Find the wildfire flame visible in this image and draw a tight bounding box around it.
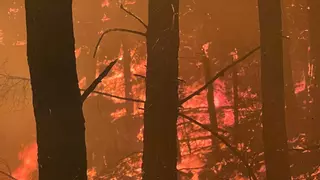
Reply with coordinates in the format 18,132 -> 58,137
87,167 -> 97,180
13,143 -> 38,180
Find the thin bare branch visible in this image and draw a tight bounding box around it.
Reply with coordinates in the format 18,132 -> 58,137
120,4 -> 148,29
178,113 -> 229,133
3,75 -> 29,81
81,60 -> 118,102
133,74 -> 186,84
133,74 -> 146,79
0,158 -> 12,175
0,74 -> 145,103
0,171 -> 17,180
179,113 -> 257,180
180,46 -> 261,105
87,90 -> 145,103
93,28 -> 146,58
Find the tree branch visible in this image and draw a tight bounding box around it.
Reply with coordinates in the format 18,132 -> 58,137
178,113 -> 229,133
86,90 -> 145,103
133,74 -> 185,83
0,171 -> 17,180
179,113 -> 257,180
180,46 -> 261,105
93,28 -> 146,58
81,60 -> 118,102
120,4 -> 148,29
133,74 -> 146,79
0,74 -> 145,103
0,158 -> 12,175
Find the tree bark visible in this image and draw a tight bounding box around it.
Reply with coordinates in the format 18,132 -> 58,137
257,0 -> 291,179
25,1 -> 87,179
142,0 -> 180,179
308,0 -> 320,143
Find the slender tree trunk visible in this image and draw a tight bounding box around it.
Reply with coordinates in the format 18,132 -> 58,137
308,0 -> 320,143
201,52 -> 218,133
122,39 -> 134,116
142,0 -> 180,179
198,51 -> 218,180
257,0 -> 291,179
232,54 -> 239,143
25,1 -> 87,180
282,1 -> 299,138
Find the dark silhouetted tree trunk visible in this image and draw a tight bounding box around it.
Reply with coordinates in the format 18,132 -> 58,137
257,0 -> 291,179
308,0 -> 320,143
202,53 -> 218,134
198,51 -> 218,180
142,0 -> 180,179
25,1 -> 87,179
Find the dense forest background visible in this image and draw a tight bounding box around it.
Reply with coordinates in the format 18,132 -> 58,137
0,0 -> 319,179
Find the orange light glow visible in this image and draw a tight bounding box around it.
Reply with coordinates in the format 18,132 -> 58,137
110,108 -> 127,121
87,167 -> 97,180
101,0 -> 110,7
75,47 -> 82,59
13,142 -> 38,180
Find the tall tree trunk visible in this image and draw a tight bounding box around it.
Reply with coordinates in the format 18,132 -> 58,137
122,39 -> 134,116
25,1 -> 87,180
282,1 -> 299,138
308,0 -> 320,143
202,54 -> 218,134
232,53 -> 239,143
257,0 -> 291,179
198,51 -> 218,180
142,0 -> 180,179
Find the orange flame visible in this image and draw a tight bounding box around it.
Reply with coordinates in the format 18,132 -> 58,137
75,47 -> 82,59
13,142 -> 38,180
111,108 -> 127,121
101,0 -> 110,7
87,167 -> 97,180
202,42 -> 211,58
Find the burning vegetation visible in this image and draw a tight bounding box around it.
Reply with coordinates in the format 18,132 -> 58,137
0,0 -> 320,180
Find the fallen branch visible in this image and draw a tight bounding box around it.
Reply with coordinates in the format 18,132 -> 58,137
93,28 -> 146,58
180,46 -> 261,105
120,4 -> 148,29
179,113 -> 257,180
81,60 -> 118,102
